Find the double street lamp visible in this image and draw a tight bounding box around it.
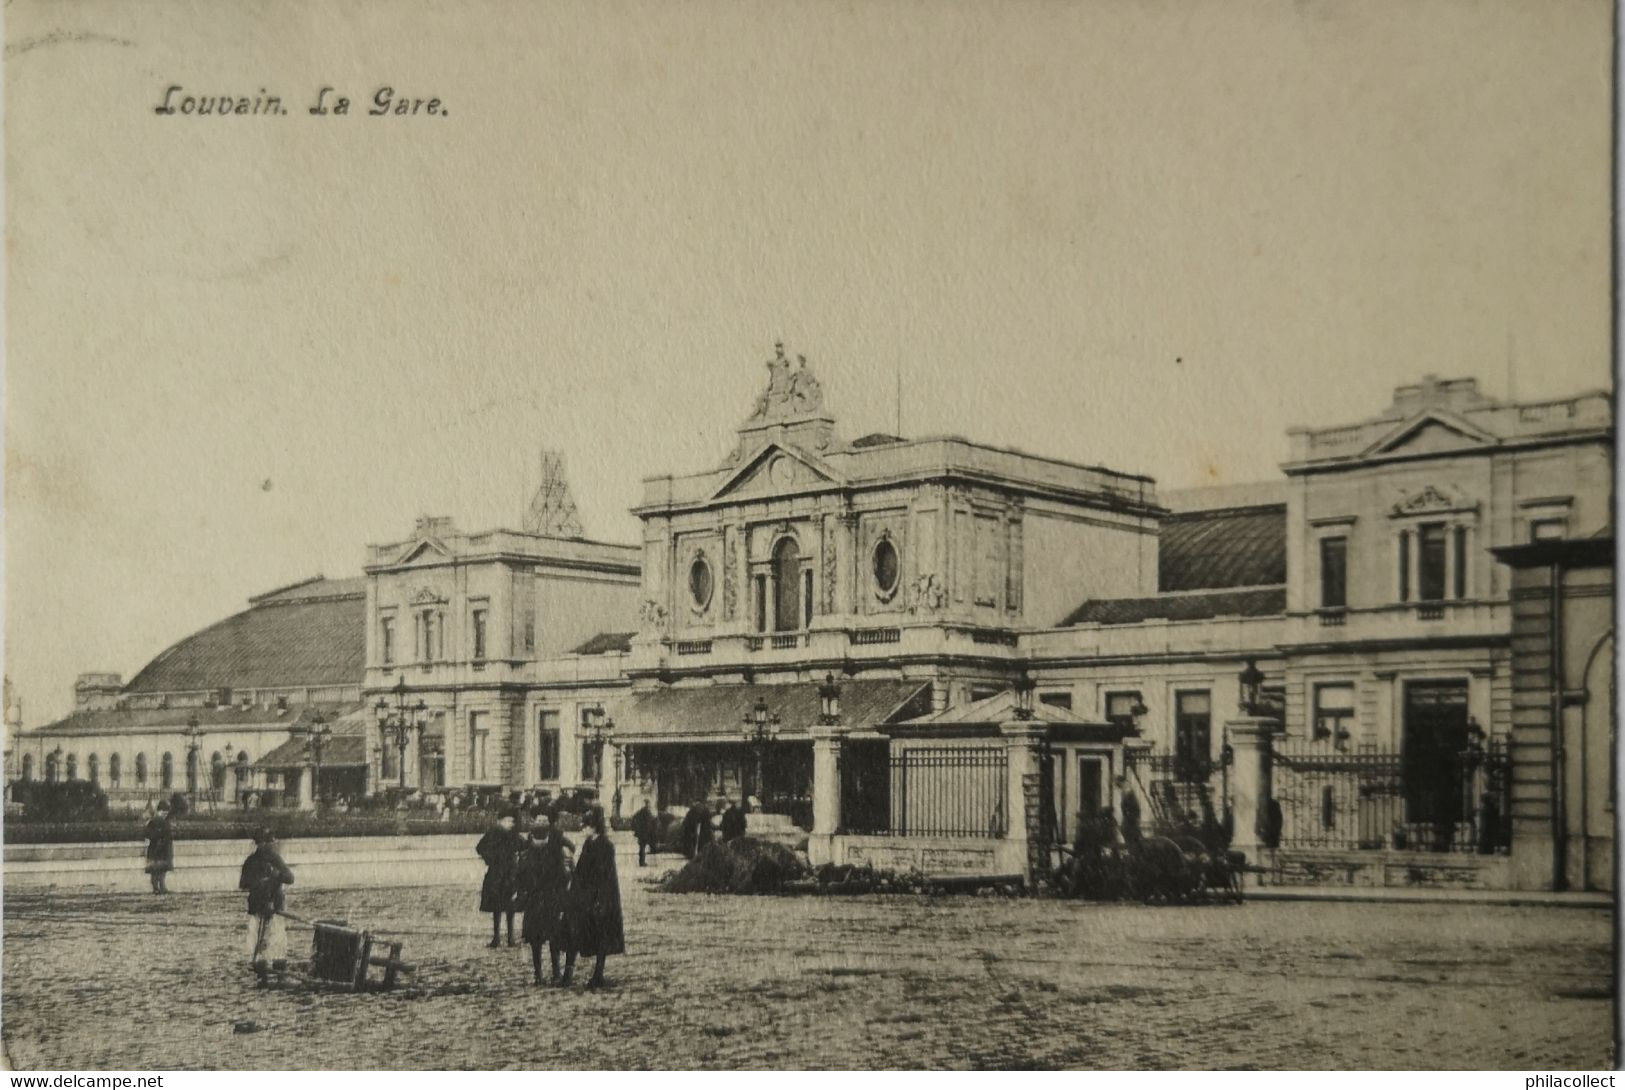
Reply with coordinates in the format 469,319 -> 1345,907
742,697 -> 782,803
374,676 -> 427,790
292,711 -> 333,810
582,705 -> 618,802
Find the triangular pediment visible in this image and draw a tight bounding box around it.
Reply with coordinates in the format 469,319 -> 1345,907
1362,411 -> 1497,459
710,443 -> 845,501
394,537 -> 452,566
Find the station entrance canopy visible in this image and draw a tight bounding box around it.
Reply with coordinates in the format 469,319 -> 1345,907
615,679 -> 932,744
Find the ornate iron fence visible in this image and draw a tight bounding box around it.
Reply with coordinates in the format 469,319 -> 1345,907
840,745 -> 1007,838
1123,749 -> 1231,838
1270,739 -> 1510,853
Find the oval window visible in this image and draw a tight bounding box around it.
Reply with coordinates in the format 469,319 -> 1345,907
872,537 -> 900,597
688,556 -> 714,610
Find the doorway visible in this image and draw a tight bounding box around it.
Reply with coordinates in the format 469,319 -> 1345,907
1402,680 -> 1470,848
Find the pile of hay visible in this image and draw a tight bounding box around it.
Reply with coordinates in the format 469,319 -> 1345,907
658,837 -> 809,895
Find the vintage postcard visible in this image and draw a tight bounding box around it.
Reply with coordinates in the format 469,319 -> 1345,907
2,0 -> 1616,1073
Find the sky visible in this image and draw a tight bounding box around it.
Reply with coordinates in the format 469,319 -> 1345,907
3,0 -> 1614,725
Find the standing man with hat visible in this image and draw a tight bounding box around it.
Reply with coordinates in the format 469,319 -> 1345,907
238,827 -> 295,986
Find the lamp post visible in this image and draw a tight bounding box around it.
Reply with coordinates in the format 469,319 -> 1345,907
229,745 -> 250,805
817,673 -> 842,727
184,715 -> 203,808
1238,658 -> 1266,717
742,697 -> 781,804
374,676 -> 427,791
582,705 -> 617,806
293,711 -> 333,812
1013,671 -> 1037,721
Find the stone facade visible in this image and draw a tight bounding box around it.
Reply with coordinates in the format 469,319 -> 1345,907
361,516 -> 640,793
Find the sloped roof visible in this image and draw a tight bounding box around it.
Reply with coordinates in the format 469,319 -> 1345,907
124,578 -> 365,694
572,631 -> 635,655
1063,587 -> 1286,627
1158,505 -> 1286,592
616,679 -> 932,741
895,689 -> 1101,727
255,734 -> 369,769
34,701 -> 361,737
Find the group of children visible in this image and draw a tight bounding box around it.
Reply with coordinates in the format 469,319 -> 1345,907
144,798 -> 627,991
476,804 -> 625,989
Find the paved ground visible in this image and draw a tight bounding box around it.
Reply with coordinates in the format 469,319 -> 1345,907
3,866 -> 1615,1070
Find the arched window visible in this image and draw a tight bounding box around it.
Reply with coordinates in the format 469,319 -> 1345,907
21,754 -> 33,782
772,536 -> 801,632
109,753 -> 122,787
160,752 -> 174,790
211,751 -> 227,793
88,754 -> 100,784
45,752 -> 60,783
65,754 -> 78,781
135,753 -> 148,787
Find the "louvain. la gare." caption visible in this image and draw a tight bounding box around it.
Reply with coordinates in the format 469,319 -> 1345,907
153,86 -> 448,118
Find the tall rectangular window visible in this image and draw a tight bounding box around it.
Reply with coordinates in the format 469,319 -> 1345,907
469,711 -> 488,781
1319,536 -> 1348,610
802,570 -> 814,629
1174,691 -> 1211,782
1313,683 -> 1356,747
1452,526 -> 1468,598
1397,531 -> 1410,601
754,575 -> 768,633
537,710 -> 560,780
1104,691 -> 1142,729
380,616 -> 395,666
420,610 -> 439,661
471,608 -> 488,662
1418,523 -> 1447,601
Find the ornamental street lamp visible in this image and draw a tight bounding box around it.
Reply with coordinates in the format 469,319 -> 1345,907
582,705 -> 617,802
374,676 -> 427,790
742,697 -> 781,804
1013,671 -> 1037,721
184,715 -> 203,807
816,673 -> 842,727
293,711 -> 333,811
1238,659 -> 1266,717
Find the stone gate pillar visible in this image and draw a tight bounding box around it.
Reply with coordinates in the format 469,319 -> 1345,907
808,724 -> 844,866
1226,716 -> 1276,857
999,721 -> 1047,885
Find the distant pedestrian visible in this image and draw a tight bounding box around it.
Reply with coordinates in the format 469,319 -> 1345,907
476,808 -> 524,947
720,798 -> 746,843
680,799 -> 713,860
630,800 -> 658,867
143,800 -> 174,894
561,806 -> 623,989
1116,777 -> 1142,849
515,814 -> 574,986
238,827 -> 295,986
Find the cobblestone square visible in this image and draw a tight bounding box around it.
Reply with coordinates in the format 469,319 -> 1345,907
3,870 -> 1614,1070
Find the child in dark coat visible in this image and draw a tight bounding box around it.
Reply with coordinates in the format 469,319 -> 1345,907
143,801 -> 174,894
561,806 -> 624,989
514,815 -> 574,985
476,809 -> 524,947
